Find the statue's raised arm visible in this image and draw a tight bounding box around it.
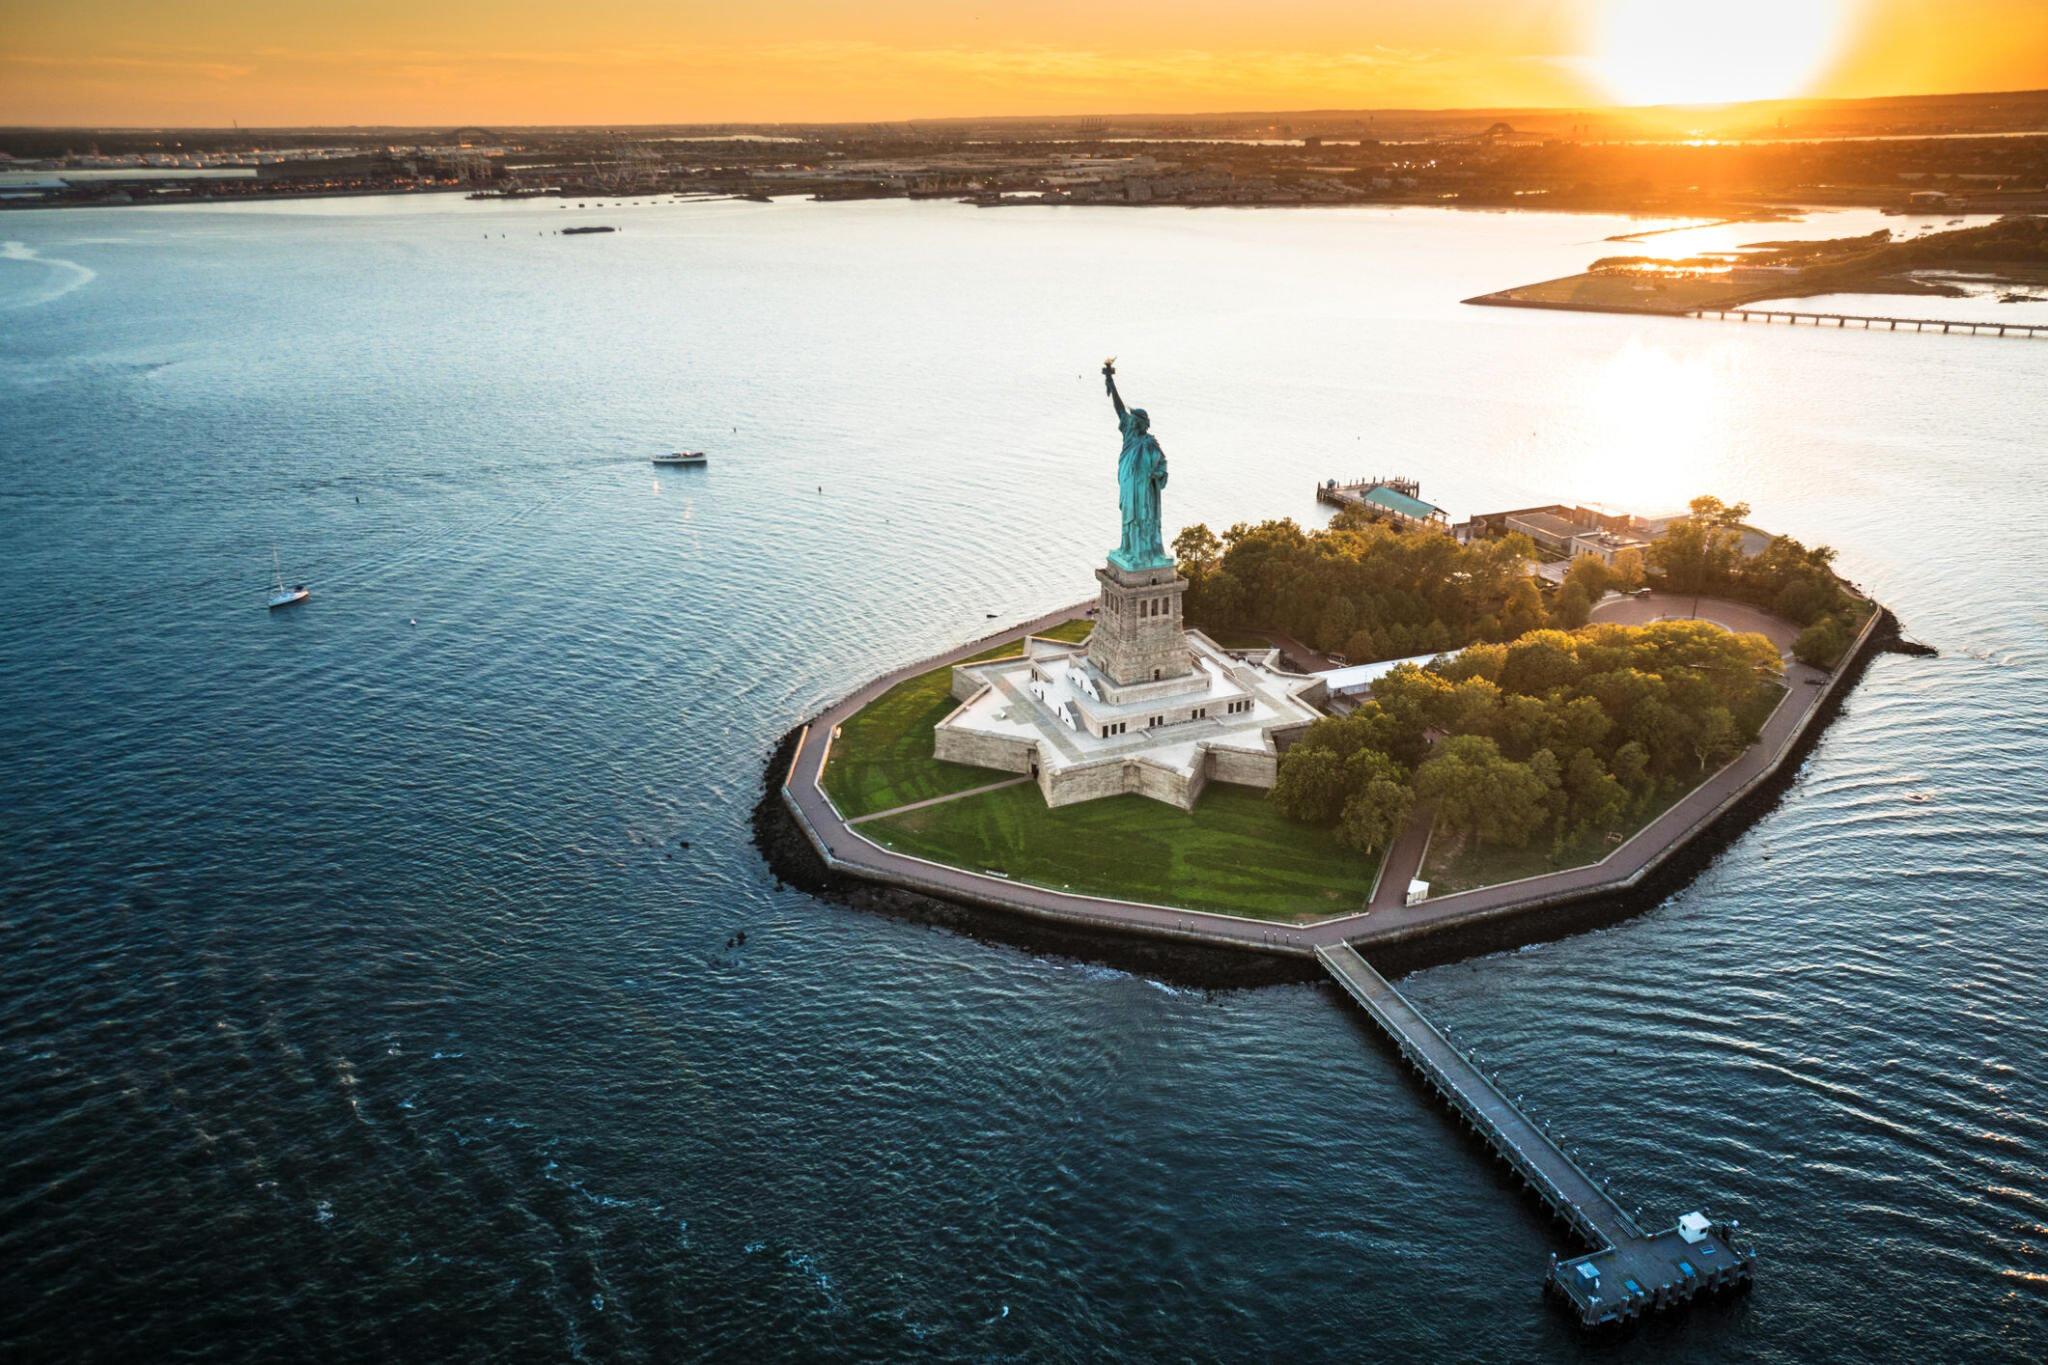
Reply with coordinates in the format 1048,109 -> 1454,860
1103,358 -> 1128,423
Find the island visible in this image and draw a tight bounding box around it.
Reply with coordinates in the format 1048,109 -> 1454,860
762,436 -> 1904,957
1466,213 -> 2048,332
754,363 -> 1926,1330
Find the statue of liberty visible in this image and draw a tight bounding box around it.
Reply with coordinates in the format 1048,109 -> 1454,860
1102,360 -> 1173,571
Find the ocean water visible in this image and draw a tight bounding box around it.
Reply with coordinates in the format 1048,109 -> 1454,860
2,195 -> 2044,1362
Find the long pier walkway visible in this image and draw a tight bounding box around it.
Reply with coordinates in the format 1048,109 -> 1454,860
1688,306 -> 2047,338
1316,943 -> 1758,1326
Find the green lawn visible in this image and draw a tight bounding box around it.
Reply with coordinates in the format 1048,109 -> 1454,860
1205,630 -> 1278,651
1037,618 -> 1095,644
821,618 -> 1091,819
862,782 -> 1382,922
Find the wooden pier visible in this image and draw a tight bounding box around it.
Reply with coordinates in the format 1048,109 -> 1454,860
1317,944 -> 1758,1327
1314,476 -> 1451,531
1688,307 -> 2047,338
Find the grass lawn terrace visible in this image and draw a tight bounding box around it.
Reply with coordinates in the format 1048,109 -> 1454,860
862,782 -> 1382,923
820,618 -> 1092,820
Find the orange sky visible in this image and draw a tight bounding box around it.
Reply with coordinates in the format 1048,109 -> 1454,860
2,0 -> 2044,126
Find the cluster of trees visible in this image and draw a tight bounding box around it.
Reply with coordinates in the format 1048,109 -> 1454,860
1173,511 -> 1542,663
1750,217 -> 2048,292
1272,620 -> 1784,856
1591,220 -> 2048,294
1646,495 -> 1864,666
1550,550 -> 1643,629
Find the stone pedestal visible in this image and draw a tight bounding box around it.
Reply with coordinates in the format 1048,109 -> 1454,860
1087,561 -> 1195,690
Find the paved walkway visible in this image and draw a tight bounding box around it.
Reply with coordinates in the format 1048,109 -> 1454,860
1368,803 -> 1435,911
1262,629 -> 1341,673
780,598 -> 1873,957
1589,592 -> 1801,654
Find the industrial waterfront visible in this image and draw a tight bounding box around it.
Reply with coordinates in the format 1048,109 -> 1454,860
3,194 -> 2044,1361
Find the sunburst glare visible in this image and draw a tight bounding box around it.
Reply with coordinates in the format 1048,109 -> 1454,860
1593,0 -> 1852,106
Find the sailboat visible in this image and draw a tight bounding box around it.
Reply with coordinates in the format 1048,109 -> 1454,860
267,548 -> 310,610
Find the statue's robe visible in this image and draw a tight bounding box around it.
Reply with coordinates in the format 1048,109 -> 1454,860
1116,411 -> 1169,567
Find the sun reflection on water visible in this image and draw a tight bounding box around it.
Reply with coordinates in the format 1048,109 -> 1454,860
1562,341 -> 1732,514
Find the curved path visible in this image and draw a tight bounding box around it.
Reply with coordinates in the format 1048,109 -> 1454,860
780,596 -> 1875,958
1589,591 -> 1801,653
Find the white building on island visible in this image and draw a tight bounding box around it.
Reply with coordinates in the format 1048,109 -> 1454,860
932,558 -> 1327,810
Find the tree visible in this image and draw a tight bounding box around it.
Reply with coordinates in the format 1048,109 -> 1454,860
1552,580 -> 1594,629
1610,547 -> 1647,592
1493,693 -> 1555,761
1794,615 -> 1851,669
1552,696 -> 1614,755
1443,676 -> 1503,737
1173,523 -> 1222,582
1370,663 -> 1453,738
1692,706 -> 1740,772
1181,513 -> 1539,665
1500,631 -> 1583,696
1529,747 -> 1566,831
1610,740 -> 1651,795
1648,496 -> 1749,594
1437,642 -> 1506,684
1336,699 -> 1430,769
1627,696 -> 1692,775
1499,577 -> 1545,639
1566,554 -> 1612,594
1198,568 -> 1248,627
1564,747 -> 1627,834
1773,576 -> 1836,627
1337,751 -> 1413,855
1316,596 -> 1358,653
1413,734 -> 1551,848
1271,746 -> 1348,825
1689,495 -> 1752,528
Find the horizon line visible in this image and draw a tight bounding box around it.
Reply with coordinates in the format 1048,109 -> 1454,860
5,85 -> 2045,135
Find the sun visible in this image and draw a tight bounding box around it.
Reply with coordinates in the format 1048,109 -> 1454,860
1592,0 -> 1850,106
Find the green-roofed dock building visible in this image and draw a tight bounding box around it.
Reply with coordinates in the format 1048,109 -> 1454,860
1316,475 -> 1451,531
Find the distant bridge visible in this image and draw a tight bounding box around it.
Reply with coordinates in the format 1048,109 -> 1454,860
1689,307 -> 2046,339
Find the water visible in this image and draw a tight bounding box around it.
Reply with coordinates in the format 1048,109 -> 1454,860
3,196 -> 2044,1362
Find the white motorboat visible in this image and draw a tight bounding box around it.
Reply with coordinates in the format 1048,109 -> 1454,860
651,450 -> 708,466
267,547 -> 309,609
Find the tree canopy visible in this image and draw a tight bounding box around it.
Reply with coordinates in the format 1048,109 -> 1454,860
1175,512 -> 1536,662
1644,494 -> 1864,667
1271,619 -> 1784,854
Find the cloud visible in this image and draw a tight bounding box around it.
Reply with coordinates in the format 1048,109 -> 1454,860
3,53 -> 255,81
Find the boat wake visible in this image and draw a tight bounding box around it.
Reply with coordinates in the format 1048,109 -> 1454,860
0,240 -> 97,309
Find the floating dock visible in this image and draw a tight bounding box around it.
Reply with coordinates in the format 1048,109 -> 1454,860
1317,944 -> 1757,1327
1688,307 -> 2046,338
